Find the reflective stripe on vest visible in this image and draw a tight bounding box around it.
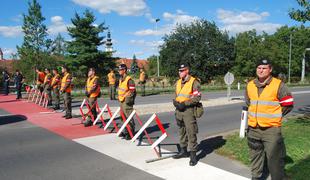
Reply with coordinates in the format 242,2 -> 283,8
250,100 -> 280,106
51,74 -> 61,89
175,76 -> 195,103
61,73 -> 71,93
118,76 -> 131,102
139,72 -> 145,82
108,73 -> 116,85
248,112 -> 282,118
86,76 -> 100,98
44,73 -> 52,84
247,77 -> 282,127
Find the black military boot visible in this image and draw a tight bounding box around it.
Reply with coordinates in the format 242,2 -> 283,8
189,151 -> 198,166
124,133 -> 131,140
84,119 -> 92,127
173,147 -> 189,159
53,105 -> 60,110
65,114 -> 72,119
118,132 -> 126,138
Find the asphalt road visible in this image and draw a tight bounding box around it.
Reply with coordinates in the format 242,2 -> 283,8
0,109 -> 161,180
70,86 -> 310,109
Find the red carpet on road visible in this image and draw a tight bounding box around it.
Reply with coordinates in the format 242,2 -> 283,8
0,95 -> 108,139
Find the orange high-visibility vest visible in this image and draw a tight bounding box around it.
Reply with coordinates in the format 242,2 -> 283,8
108,72 -> 116,85
247,78 -> 282,127
51,74 -> 61,89
86,76 -> 100,98
175,76 -> 195,103
118,76 -> 131,102
37,72 -> 45,85
61,73 -> 72,93
139,71 -> 146,82
44,73 -> 52,85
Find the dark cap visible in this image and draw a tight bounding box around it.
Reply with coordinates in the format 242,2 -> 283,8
61,65 -> 70,71
118,64 -> 127,70
256,59 -> 272,67
178,63 -> 190,71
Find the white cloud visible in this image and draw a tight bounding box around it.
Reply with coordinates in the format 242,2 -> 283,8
134,29 -> 162,36
129,39 -> 164,48
223,23 -> 282,34
217,9 -> 281,34
2,48 -> 16,56
163,11 -> 199,25
145,12 -> 156,23
51,16 -> 63,24
114,51 -> 123,56
48,16 -> 70,35
11,14 -> 23,23
0,26 -> 22,37
134,10 -> 199,36
72,0 -> 147,16
134,51 -> 144,56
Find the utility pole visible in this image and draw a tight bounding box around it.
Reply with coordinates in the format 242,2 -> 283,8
155,18 -> 160,77
301,48 -> 310,83
288,34 -> 292,84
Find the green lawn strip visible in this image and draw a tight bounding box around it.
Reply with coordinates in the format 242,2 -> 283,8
215,117 -> 310,179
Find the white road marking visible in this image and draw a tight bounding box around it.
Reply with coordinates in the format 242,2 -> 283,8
292,90 -> 310,95
74,134 -> 249,180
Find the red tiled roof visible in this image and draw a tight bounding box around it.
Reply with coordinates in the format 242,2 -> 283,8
116,58 -> 149,70
0,59 -> 15,73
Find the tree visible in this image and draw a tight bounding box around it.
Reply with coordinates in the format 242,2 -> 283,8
159,19 -> 235,83
66,9 -> 113,76
130,54 -> 138,74
289,0 -> 310,23
51,33 -> 66,56
16,0 -> 55,83
232,30 -> 266,77
232,26 -> 310,79
147,55 -> 157,76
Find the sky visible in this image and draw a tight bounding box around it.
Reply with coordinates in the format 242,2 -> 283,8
0,0 -> 308,60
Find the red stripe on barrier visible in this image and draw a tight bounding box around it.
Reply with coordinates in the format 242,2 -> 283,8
135,113 -> 160,157
120,109 -> 134,138
155,115 -> 166,134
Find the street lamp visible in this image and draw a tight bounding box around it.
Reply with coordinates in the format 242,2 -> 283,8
155,18 -> 160,77
301,48 -> 310,83
288,34 -> 292,84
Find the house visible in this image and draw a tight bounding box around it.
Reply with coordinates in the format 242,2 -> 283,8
116,58 -> 149,70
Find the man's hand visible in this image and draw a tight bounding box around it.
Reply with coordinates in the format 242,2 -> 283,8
173,99 -> 186,111
177,102 -> 186,111
173,99 -> 178,107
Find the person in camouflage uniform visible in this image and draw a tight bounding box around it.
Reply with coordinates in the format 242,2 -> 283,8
84,68 -> 101,127
43,68 -> 53,106
51,68 -> 61,110
60,66 -> 72,119
117,64 -> 136,140
245,59 -> 294,180
172,63 -> 201,166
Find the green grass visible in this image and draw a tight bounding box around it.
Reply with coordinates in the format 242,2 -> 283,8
215,117 -> 310,180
